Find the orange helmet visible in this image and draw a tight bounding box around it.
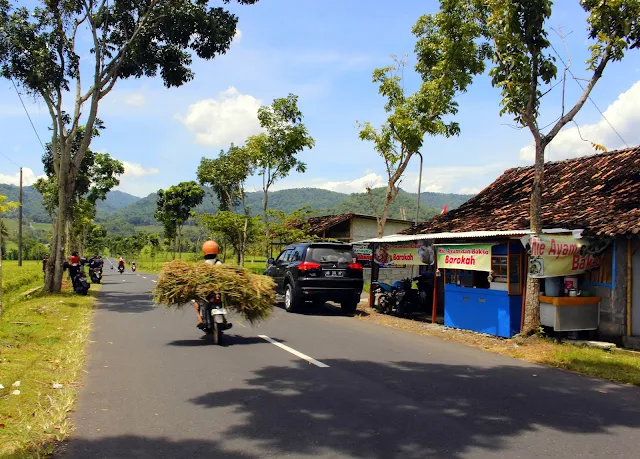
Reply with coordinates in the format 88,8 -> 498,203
202,240 -> 219,256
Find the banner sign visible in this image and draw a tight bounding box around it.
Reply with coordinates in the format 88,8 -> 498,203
373,241 -> 435,266
526,235 -> 603,278
353,244 -> 372,261
436,244 -> 492,272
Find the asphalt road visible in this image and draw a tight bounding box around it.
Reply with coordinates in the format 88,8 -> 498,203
59,264 -> 640,458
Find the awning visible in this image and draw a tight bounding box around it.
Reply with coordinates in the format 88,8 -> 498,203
354,228 -> 583,244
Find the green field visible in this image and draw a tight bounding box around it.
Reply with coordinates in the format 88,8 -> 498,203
0,260 -> 99,457
2,260 -> 43,297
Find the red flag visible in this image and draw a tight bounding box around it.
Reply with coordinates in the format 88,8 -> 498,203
441,205 -> 447,215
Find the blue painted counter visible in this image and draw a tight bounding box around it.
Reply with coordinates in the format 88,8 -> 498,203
444,285 -> 522,338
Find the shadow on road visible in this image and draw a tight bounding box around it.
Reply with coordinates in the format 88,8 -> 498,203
167,335 -> 267,347
97,291 -> 156,313
55,436 -> 253,458
187,359 -> 640,458
275,301 -> 369,317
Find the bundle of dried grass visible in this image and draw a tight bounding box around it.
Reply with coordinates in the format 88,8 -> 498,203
153,260 -> 276,324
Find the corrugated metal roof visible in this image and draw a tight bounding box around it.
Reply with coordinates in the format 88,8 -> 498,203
353,228 -> 582,244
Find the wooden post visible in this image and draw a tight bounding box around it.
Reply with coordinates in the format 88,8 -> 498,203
431,256 -> 438,324
627,238 -> 632,337
521,253 -> 528,331
18,167 -> 23,266
369,243 -> 377,309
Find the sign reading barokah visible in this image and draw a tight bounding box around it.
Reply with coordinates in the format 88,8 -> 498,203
436,244 -> 492,272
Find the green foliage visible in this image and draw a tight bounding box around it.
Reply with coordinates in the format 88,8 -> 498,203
268,207 -> 317,245
155,181 -> 205,229
198,144 -> 254,211
248,94 -> 315,198
198,212 -> 262,259
155,181 -> 205,256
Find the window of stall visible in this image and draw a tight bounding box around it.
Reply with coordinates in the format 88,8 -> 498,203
490,241 -> 523,295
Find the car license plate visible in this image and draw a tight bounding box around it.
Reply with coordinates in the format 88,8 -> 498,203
325,270 -> 344,278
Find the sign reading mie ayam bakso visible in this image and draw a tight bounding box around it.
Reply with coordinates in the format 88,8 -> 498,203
436,244 -> 492,272
527,234 -> 603,278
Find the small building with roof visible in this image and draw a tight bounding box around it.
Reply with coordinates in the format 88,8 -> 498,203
361,147 -> 640,345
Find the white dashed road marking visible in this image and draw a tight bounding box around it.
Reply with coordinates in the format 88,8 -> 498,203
258,335 -> 329,368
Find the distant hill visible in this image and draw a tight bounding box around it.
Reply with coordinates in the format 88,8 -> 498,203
96,190 -> 141,215
2,183 -> 473,236
0,184 -> 49,223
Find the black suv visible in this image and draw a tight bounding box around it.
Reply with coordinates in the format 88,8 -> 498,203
265,242 -> 364,315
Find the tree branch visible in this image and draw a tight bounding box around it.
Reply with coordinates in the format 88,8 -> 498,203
545,46 -> 611,141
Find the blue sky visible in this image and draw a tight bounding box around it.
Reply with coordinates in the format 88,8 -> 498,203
1,0 -> 639,198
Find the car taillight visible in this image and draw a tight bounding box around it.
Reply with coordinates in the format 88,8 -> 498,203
298,262 -> 320,271
348,263 -> 363,270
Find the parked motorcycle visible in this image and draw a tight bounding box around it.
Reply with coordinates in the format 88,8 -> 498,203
194,293 -> 232,345
395,275 -> 434,318
73,271 -> 90,295
372,281 -> 398,314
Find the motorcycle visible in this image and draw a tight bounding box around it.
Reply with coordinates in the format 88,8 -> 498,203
372,281 -> 398,314
131,263 -> 137,272
118,264 -> 125,274
194,293 -> 232,345
89,267 -> 102,284
73,271 -> 91,295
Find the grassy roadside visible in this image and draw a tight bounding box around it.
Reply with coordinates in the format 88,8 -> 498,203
0,265 -> 100,458
355,304 -> 640,386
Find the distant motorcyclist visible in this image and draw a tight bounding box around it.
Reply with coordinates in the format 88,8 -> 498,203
195,240 -> 223,329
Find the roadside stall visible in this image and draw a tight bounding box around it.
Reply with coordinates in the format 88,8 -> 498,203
436,240 -> 524,338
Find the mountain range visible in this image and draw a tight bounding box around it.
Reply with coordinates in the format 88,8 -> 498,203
0,184 -> 472,235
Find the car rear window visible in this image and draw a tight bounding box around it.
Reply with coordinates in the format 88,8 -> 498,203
307,246 -> 354,263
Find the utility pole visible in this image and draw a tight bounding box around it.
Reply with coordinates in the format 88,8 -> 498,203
18,167 -> 23,267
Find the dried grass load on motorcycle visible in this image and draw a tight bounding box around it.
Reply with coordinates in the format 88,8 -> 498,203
152,260 -> 276,324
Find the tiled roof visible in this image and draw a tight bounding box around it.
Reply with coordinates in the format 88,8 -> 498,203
404,147 -> 640,237
305,213 -> 355,234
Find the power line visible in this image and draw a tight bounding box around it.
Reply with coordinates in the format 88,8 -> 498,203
10,77 -> 48,154
548,42 -> 629,148
0,151 -> 21,168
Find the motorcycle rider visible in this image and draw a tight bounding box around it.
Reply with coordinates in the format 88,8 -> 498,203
118,257 -> 125,272
194,240 -> 224,329
68,251 -> 81,289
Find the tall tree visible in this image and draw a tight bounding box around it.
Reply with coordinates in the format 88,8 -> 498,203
246,94 -> 315,255
155,181 -> 205,259
0,0 -> 258,292
420,0 -> 640,334
359,46 -> 486,237
34,126 -> 124,254
0,194 -> 20,316
197,143 -> 255,265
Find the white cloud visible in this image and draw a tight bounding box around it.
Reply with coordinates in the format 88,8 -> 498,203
121,161 -> 160,178
520,81 -> 640,162
175,87 -> 263,146
459,187 -> 481,195
0,167 -> 46,186
234,28 -> 242,43
404,164 -> 508,195
124,92 -> 146,107
317,172 -> 384,194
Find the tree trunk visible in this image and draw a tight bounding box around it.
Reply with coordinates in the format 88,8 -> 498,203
522,139 -> 546,335
177,226 -> 182,259
45,168 -> 74,292
263,189 -> 270,259
376,184 -> 395,238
